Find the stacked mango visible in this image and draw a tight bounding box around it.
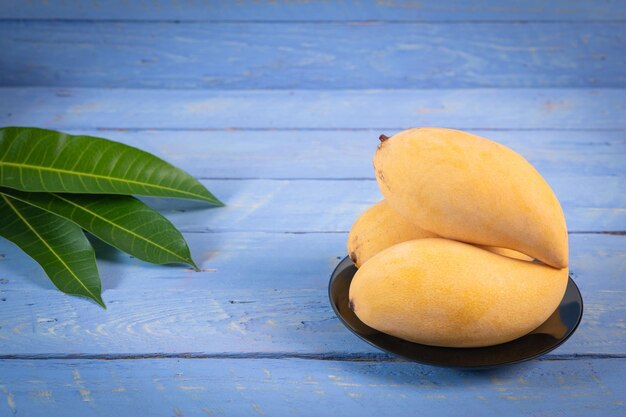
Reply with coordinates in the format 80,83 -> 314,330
347,128 -> 569,348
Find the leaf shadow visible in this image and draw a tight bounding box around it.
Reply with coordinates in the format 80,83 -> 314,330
87,232 -> 203,291
86,233 -> 130,290
89,196 -> 228,291
0,239 -> 56,290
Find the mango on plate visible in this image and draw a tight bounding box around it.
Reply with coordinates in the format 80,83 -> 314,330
349,238 -> 568,347
348,200 -> 533,267
347,200 -> 437,267
374,128 -> 568,268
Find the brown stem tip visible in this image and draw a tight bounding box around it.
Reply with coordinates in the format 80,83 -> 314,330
379,134 -> 390,143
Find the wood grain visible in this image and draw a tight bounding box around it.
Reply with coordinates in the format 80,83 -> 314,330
0,234 -> 623,356
0,231 -> 352,291
60,129 -> 626,179
1,1 -> 625,414
2,0 -> 625,21
0,233 -> 623,292
0,179 -> 615,234
0,358 -> 624,417
2,88 -> 625,130
2,22 -> 625,88
157,177 -> 625,233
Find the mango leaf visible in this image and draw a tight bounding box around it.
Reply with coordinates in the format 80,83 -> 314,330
0,194 -> 104,307
0,127 -> 222,205
0,187 -> 198,269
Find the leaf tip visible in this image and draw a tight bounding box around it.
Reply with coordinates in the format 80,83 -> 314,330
205,196 -> 225,206
94,295 -> 107,309
189,259 -> 201,272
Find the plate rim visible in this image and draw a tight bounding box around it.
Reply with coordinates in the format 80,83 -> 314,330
328,256 -> 584,369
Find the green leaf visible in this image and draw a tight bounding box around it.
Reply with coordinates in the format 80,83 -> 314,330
0,127 -> 222,205
0,187 -> 198,269
0,194 -> 104,307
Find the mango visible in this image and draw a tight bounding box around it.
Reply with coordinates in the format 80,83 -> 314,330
478,246 -> 533,261
347,200 -> 437,267
349,238 -> 568,347
348,200 -> 532,267
374,128 -> 568,268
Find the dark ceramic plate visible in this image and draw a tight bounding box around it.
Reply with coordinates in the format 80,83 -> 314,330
329,256 -> 583,369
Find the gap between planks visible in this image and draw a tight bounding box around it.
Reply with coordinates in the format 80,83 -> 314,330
0,352 -> 624,361
49,127 -> 626,132
156,230 -> 626,235
3,19 -> 626,24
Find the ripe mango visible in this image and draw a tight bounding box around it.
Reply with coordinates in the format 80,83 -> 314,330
477,246 -> 533,262
348,200 -> 532,267
374,128 -> 568,268
347,200 -> 437,267
349,238 -> 568,347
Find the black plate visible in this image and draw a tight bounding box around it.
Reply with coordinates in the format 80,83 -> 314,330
329,256 -> 583,369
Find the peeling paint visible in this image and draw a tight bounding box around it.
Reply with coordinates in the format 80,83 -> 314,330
251,403 -> 265,415
0,386 -> 16,416
178,386 -> 206,391
228,321 -> 247,335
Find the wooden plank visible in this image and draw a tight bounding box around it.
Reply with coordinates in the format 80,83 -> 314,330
2,0 -> 625,21
0,178 -> 613,233
0,175 -> 622,232
149,178 -> 626,232
0,233 -> 621,291
63,129 -> 626,179
0,287 -> 622,357
0,358 -> 624,417
2,88 -> 624,130
0,234 -> 623,356
2,22 -> 625,89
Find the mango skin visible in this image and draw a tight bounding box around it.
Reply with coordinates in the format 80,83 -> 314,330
349,238 -> 568,348
347,200 -> 437,267
374,128 -> 568,268
348,200 -> 532,267
478,245 -> 533,262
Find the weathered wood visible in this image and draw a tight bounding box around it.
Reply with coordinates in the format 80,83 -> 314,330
0,0 -> 624,413
0,358 -> 624,417
0,234 -> 623,356
0,233 -> 622,291
2,0 -> 625,21
0,178 -> 615,233
159,177 -> 626,232
0,287 -> 622,357
2,22 -> 625,88
2,88 -> 624,130
59,129 -> 626,179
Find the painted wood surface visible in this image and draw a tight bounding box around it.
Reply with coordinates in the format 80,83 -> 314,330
0,233 -> 623,356
0,233 -> 622,292
1,358 -> 625,417
0,177 -> 621,234
141,178 -> 625,232
56,129 -> 626,179
2,22 -> 625,88
2,0 -> 625,21
1,0 -> 625,414
2,88 -> 625,130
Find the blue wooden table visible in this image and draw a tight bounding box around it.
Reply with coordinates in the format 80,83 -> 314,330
1,1 -> 625,416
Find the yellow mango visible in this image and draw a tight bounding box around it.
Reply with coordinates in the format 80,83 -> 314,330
374,128 -> 568,268
349,238 -> 568,348
477,245 -> 533,261
348,200 -> 532,267
347,200 -> 437,267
